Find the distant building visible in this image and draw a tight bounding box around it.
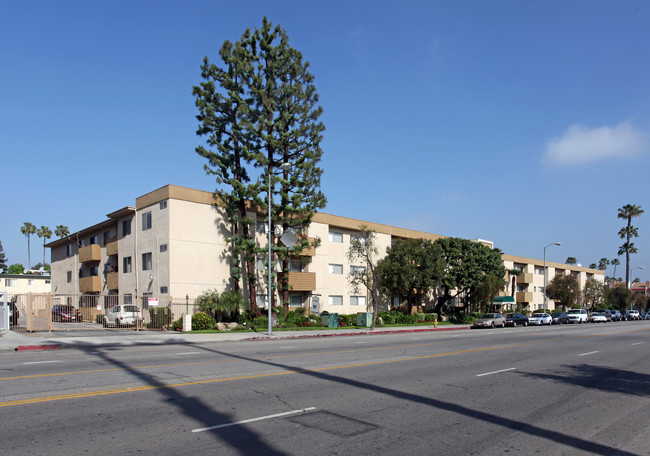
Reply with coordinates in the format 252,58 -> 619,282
0,272 -> 51,297
46,184 -> 604,314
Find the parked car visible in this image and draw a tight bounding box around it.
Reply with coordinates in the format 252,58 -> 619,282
610,310 -> 622,322
529,312 -> 552,326
595,309 -> 613,321
52,305 -> 83,323
590,312 -> 607,323
643,312 -> 650,320
505,313 -> 528,327
620,311 -> 630,321
550,312 -> 569,324
472,313 -> 506,329
628,309 -> 640,320
103,305 -> 143,328
567,308 -> 588,324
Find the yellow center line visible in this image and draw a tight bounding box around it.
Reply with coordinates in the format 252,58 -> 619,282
2,327 -> 647,408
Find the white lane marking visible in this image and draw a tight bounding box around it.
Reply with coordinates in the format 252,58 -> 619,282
631,342 -> 644,346
476,368 -> 516,377
579,351 -> 599,356
192,407 -> 317,433
354,341 -> 368,344
410,338 -> 422,340
278,346 -> 296,349
176,352 -> 201,355
23,360 -> 61,365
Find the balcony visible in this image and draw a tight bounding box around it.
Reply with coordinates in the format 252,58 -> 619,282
516,291 -> 534,303
516,273 -> 533,284
295,236 -> 316,256
79,244 -> 101,263
79,276 -> 102,293
106,272 -> 119,291
288,272 -> 316,291
106,237 -> 118,256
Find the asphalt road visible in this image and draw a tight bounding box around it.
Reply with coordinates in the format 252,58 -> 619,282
1,321 -> 650,455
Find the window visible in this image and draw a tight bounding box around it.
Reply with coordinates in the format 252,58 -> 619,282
514,263 -> 525,272
142,252 -> 152,271
535,266 -> 544,275
123,256 -> 132,273
538,286 -> 545,294
142,212 -> 152,231
66,271 -> 72,283
160,244 -> 168,253
289,260 -> 303,272
329,231 -> 343,243
159,200 -> 167,210
28,279 -> 33,286
66,244 -> 72,257
89,265 -> 98,276
257,257 -> 266,271
289,294 -> 302,307
122,219 -> 131,236
350,265 -> 366,275
4,279 -> 17,287
329,264 -> 343,274
350,234 -> 366,245
329,295 -> 343,306
103,231 -> 111,245
124,294 -> 133,305
45,280 -> 51,284
256,221 -> 267,234
256,294 -> 269,309
287,226 -> 302,235
350,296 -> 366,306
160,286 -> 168,294
89,235 -> 98,245
516,285 -> 526,293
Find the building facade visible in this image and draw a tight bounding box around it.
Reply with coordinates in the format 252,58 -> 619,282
47,185 -> 604,315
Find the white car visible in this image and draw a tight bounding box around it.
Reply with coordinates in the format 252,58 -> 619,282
528,312 -> 552,325
628,309 -> 640,320
590,312 -> 607,323
567,308 -> 589,324
103,305 -> 143,328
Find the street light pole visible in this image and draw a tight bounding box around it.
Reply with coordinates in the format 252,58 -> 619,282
629,266 -> 644,289
268,162 -> 291,335
543,242 -> 561,310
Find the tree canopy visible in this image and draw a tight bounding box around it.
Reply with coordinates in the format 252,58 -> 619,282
347,225 -> 382,330
617,204 -> 643,287
545,274 -> 580,309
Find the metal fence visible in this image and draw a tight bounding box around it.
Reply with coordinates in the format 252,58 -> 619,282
5,293 -> 200,333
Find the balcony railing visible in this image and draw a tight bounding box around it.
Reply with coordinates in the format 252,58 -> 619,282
516,291 -> 534,303
516,273 -> 533,284
79,276 -> 102,293
79,244 -> 101,263
106,272 -> 119,291
106,238 -> 118,256
288,272 -> 316,291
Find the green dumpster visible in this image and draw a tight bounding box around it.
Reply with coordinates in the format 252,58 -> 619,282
320,311 -> 338,328
356,312 -> 373,327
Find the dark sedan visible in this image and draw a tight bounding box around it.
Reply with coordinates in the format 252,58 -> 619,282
52,305 -> 83,323
505,313 -> 528,327
551,312 -> 569,324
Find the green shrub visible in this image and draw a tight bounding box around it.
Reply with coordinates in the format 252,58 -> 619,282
415,312 -> 426,322
252,315 -> 269,329
191,312 -> 216,331
447,312 -> 478,324
396,314 -> 418,324
273,306 -> 287,322
377,311 -> 396,324
424,313 -> 438,322
95,314 -> 104,324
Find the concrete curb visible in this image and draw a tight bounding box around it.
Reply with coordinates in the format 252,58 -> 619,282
245,326 -> 470,341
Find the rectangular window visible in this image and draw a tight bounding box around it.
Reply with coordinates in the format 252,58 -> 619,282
350,265 -> 366,275
159,200 -> 168,210
516,285 -> 526,293
289,260 -> 303,272
142,212 -> 152,231
123,256 -> 132,273
103,231 -> 110,245
329,231 -> 343,243
256,221 -> 267,234
256,294 -> 269,309
142,252 -> 152,271
535,266 -> 544,275
122,219 -> 132,236
5,279 -> 17,287
328,295 -> 343,306
66,271 -> 72,283
287,226 -> 302,235
257,257 -> 266,271
66,244 -> 72,257
89,265 -> 98,276
350,296 -> 366,306
539,286 -> 545,294
160,286 -> 168,294
289,294 -> 302,307
160,244 -> 168,253
124,294 -> 133,305
28,279 -> 33,286
329,264 -> 343,275
350,234 -> 366,245
89,235 -> 98,245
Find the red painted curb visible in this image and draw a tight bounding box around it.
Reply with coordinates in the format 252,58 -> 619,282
15,344 -> 62,351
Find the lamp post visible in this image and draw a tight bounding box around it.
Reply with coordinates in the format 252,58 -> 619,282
629,266 -> 644,289
268,162 -> 291,335
543,242 -> 561,310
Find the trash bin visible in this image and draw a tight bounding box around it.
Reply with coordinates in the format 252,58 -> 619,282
356,312 -> 373,327
320,311 -> 339,328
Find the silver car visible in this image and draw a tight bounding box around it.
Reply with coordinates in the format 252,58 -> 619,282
529,312 -> 552,325
472,313 -> 506,329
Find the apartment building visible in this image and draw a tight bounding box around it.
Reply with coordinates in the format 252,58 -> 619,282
47,184 -> 604,315
0,272 -> 52,297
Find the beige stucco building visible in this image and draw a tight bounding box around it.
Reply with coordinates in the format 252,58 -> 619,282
46,184 -> 604,315
1,273 -> 52,297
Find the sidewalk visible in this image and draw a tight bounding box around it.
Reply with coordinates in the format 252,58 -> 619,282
0,324 -> 470,351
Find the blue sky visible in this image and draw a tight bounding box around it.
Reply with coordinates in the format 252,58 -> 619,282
2,0 -> 649,281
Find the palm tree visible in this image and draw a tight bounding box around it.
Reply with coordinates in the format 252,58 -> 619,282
617,204 -> 644,287
55,225 -> 70,238
37,226 -> 53,268
20,222 -> 36,270
611,258 -> 620,282
507,268 -> 521,297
